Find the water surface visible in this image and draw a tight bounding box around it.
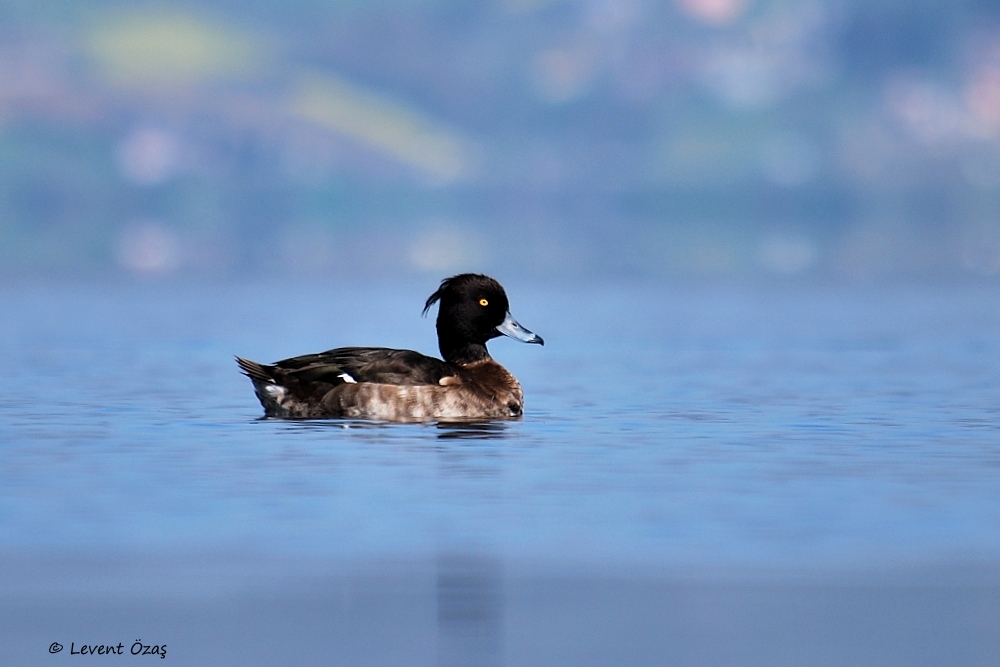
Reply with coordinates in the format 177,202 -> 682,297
3,280 -> 999,665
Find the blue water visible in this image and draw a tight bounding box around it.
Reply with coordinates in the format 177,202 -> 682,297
3,280 -> 1000,665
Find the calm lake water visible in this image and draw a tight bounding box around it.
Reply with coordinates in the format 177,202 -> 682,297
3,279 -> 1000,666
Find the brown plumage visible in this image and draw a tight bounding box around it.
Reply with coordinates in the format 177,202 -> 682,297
236,274 -> 543,421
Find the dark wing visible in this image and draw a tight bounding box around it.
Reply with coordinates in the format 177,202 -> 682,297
272,347 -> 456,386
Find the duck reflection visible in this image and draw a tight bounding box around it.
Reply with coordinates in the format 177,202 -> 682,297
435,421 -> 510,440
436,554 -> 504,667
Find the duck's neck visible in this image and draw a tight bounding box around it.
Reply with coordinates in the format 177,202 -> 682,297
438,334 -> 491,366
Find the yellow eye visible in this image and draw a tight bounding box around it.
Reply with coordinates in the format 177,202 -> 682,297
479,298 -> 489,306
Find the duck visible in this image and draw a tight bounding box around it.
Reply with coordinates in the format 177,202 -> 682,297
235,274 -> 544,421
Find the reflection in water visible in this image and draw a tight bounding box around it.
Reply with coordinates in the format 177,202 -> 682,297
434,423 -> 508,478
271,418 -> 396,431
436,422 -> 510,440
259,418 -> 511,440
436,554 -> 503,667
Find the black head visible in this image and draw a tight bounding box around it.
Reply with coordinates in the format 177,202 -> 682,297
423,274 -> 543,364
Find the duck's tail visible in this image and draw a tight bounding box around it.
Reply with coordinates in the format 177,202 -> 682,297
235,356 -> 276,383
236,356 -> 289,416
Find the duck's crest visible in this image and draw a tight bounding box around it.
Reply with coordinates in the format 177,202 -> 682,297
422,273 -> 496,316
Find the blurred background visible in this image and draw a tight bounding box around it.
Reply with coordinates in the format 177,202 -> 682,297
4,0 -> 1000,283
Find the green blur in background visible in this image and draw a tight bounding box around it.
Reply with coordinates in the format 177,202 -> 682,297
2,0 -> 1000,281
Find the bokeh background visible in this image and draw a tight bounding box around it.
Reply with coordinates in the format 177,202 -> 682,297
4,0 -> 1000,283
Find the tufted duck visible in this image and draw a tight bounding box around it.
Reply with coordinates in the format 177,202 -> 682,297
236,274 -> 543,421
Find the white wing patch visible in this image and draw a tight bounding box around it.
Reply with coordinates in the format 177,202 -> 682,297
339,373 -> 357,384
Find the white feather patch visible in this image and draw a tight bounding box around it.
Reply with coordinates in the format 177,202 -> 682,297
264,384 -> 286,399
339,373 -> 357,384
